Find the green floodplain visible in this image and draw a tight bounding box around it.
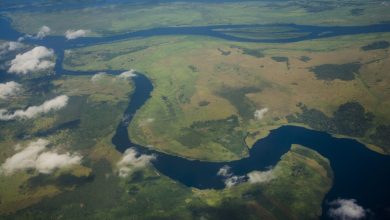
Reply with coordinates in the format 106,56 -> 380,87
0,0 -> 390,219
63,33 -> 390,160
6,0 -> 390,36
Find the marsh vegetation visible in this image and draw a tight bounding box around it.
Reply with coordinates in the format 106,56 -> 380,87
309,63 -> 361,81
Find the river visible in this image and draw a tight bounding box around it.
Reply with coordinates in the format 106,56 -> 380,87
1,16 -> 390,219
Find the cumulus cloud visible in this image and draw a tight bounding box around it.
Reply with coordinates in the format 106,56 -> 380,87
224,175 -> 246,188
328,199 -> 367,220
4,42 -> 24,51
247,169 -> 275,184
254,108 -> 269,120
117,148 -> 155,177
217,165 -> 231,177
217,166 -> 277,188
91,72 -> 107,83
217,165 -> 246,188
35,152 -> 82,174
65,29 -> 91,40
0,139 -> 82,175
0,95 -> 68,120
1,139 -> 47,175
0,41 -> 24,57
8,46 -> 55,74
36,26 -> 51,39
117,69 -> 137,80
0,81 -> 22,99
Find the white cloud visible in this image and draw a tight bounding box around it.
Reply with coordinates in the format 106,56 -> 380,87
0,139 -> 82,175
0,81 -> 22,99
217,166 -> 276,188
117,148 -> 155,177
328,199 -> 367,220
247,169 -> 275,184
217,165 -> 245,188
91,72 -> 107,83
65,29 -> 91,40
0,95 -> 68,120
254,108 -> 268,120
217,165 -> 231,177
0,139 -> 47,175
118,166 -> 132,178
7,42 -> 24,51
35,152 -> 82,174
8,46 -> 55,74
117,69 -> 137,80
36,26 -> 51,39
0,41 -> 24,57
224,175 -> 246,188
64,50 -> 72,56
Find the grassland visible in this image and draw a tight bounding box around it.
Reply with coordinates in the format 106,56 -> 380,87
0,43 -> 335,218
3,1 -> 389,218
0,74 -> 133,213
4,0 -> 390,36
0,58 -> 332,218
62,32 -> 390,159
6,145 -> 332,219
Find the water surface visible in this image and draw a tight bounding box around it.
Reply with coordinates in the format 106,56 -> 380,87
0,16 -> 389,219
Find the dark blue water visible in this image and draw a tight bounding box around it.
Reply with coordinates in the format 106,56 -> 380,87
1,16 -> 390,219
2,15 -> 390,48
110,73 -> 390,220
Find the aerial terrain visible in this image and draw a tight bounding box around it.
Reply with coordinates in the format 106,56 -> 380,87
0,0 -> 389,219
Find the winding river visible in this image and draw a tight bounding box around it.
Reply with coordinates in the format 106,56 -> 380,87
1,16 -> 390,219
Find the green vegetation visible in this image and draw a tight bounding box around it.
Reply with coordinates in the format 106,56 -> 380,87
1,58 -> 334,218
299,56 -> 311,62
64,46 -> 148,67
7,0 -> 390,36
217,48 -> 231,56
216,86 -> 261,121
61,32 -> 390,156
297,1 -> 336,13
0,75 -> 133,149
272,56 -> 290,69
286,101 -> 390,152
0,74 -> 133,213
350,8 -> 365,16
3,1 -> 390,219
6,145 -> 332,220
361,41 -> 390,51
309,63 -> 362,81
260,145 -> 333,219
9,160 -> 127,219
24,172 -> 94,189
61,97 -> 128,149
271,56 -> 289,63
191,145 -> 332,220
232,46 -> 265,58
198,100 -> 210,107
216,27 -> 308,41
287,102 -> 374,137
178,115 -> 247,156
370,125 -> 390,153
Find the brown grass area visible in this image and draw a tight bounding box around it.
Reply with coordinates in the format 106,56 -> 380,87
0,185 -> 60,214
146,36 -> 389,158
66,33 -> 390,159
